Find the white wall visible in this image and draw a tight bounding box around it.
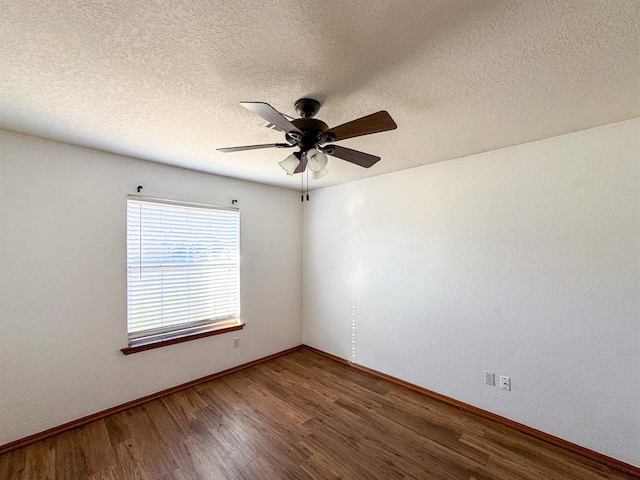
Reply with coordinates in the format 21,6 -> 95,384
0,130 -> 302,446
303,118 -> 640,467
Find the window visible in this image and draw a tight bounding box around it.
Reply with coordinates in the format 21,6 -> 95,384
123,197 -> 242,354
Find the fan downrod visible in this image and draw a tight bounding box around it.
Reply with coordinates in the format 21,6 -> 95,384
294,98 -> 321,118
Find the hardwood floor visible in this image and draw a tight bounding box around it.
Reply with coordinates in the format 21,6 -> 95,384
0,349 -> 636,479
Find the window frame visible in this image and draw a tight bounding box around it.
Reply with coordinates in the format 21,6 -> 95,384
122,195 -> 243,355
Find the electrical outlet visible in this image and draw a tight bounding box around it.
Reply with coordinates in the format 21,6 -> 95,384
485,371 -> 496,386
500,375 -> 511,391
233,338 -> 240,348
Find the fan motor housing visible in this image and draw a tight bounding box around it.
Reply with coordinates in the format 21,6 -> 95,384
289,118 -> 329,150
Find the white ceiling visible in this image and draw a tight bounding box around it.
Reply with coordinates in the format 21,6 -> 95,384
1,1 -> 639,190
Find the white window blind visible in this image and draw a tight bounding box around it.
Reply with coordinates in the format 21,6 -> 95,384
126,197 -> 240,345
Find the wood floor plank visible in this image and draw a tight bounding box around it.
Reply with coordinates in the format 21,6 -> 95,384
77,419 -> 117,475
1,349 -> 636,479
357,436 -> 450,480
238,453 -> 311,480
126,406 -> 178,474
299,454 -> 342,480
143,399 -> 189,448
22,439 -> 55,480
87,464 -> 122,480
194,384 -> 253,430
193,408 -> 260,471
54,430 -> 89,479
160,390 -> 205,426
242,365 -> 295,399
157,469 -> 188,480
112,441 -> 152,480
385,387 -> 485,434
229,382 -> 312,435
104,410 -> 133,447
483,427 -> 614,479
169,436 -> 235,480
0,447 -> 25,480
461,430 -> 615,480
286,382 -> 362,427
301,422 -> 405,480
194,379 -> 242,415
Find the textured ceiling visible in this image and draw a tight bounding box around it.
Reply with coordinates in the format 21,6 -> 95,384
1,0 -> 639,190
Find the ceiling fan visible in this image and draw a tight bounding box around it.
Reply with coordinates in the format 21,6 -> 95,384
217,98 -> 397,179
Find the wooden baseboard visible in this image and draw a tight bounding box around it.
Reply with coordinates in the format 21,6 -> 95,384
0,345 -> 303,456
300,345 -> 640,477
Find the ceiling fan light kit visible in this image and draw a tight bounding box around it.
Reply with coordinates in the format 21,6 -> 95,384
307,148 -> 328,172
217,98 -> 397,181
278,152 -> 302,176
312,168 -> 328,180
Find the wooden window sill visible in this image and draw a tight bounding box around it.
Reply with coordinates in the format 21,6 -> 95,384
121,323 -> 245,355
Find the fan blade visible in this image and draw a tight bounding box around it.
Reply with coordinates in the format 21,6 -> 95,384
322,111 -> 397,142
293,151 -> 308,174
240,102 -> 303,135
321,145 -> 380,168
217,143 -> 293,153
261,113 -> 295,131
